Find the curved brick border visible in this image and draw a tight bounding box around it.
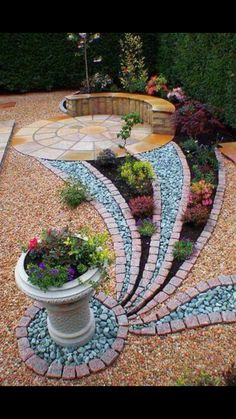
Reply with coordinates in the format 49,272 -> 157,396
131,147 -> 226,319
15,293 -> 129,380
126,142 -> 191,315
129,273 -> 236,335
82,161 -> 142,302
38,158 -> 141,303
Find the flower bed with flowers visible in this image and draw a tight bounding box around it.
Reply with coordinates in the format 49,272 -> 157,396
24,227 -> 112,291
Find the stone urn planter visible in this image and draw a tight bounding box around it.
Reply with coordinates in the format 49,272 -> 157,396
15,251 -> 102,348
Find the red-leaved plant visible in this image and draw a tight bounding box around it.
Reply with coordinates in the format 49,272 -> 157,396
172,100 -> 224,139
184,204 -> 210,226
129,195 -> 154,218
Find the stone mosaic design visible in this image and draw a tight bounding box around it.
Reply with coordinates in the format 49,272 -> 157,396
11,114 -> 173,161
131,285 -> 236,330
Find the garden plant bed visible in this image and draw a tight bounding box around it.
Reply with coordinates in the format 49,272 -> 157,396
90,156 -> 153,298
163,137 -> 219,283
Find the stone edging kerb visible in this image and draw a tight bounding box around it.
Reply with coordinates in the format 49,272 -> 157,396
129,274 -> 236,335
15,293 -> 128,380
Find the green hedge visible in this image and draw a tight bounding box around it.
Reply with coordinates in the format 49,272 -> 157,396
0,32 -> 159,93
157,33 -> 236,129
0,33 -> 84,92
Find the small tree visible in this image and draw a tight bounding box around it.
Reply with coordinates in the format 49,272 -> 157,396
67,32 -> 101,93
119,33 -> 148,92
117,112 -> 143,148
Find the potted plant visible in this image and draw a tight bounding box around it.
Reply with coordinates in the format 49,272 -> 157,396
15,227 -> 113,348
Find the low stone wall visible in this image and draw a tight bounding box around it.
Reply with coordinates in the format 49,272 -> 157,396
65,92 -> 175,135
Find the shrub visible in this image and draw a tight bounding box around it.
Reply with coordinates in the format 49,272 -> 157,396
190,180 -> 215,207
146,74 -> 168,96
223,363 -> 236,386
195,145 -> 218,170
120,158 -> 154,193
192,164 -> 216,185
60,180 -> 89,208
119,33 -> 148,92
129,196 -> 154,218
172,100 -> 225,139
97,149 -> 117,167
167,87 -> 187,103
136,218 -> 157,236
173,240 -> 193,262
184,204 -> 210,226
128,78 -> 147,93
180,137 -> 199,155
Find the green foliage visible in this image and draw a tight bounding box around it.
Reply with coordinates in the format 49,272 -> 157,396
117,112 -> 143,148
157,33 -> 236,129
175,370 -> 223,386
180,138 -> 199,155
119,33 -> 148,92
0,33 -> 84,92
137,219 -> 157,237
192,164 -> 216,185
120,158 -> 155,193
128,78 -> 147,93
27,263 -> 69,291
173,240 -> 193,262
60,179 -> 89,208
25,228 -> 113,290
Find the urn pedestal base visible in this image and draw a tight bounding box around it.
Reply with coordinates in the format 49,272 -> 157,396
15,252 -> 101,349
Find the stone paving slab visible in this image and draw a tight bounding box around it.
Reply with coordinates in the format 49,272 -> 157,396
0,120 -> 15,168
219,142 -> 236,164
11,114 -> 173,160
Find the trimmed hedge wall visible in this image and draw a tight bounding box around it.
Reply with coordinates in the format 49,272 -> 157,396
0,32 -> 158,93
157,33 -> 236,129
0,33 -> 84,92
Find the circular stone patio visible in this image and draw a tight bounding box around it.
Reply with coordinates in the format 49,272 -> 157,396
11,114 -> 173,160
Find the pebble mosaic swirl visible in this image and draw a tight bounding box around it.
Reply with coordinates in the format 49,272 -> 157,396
131,285 -> 236,330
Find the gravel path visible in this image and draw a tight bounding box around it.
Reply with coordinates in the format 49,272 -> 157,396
0,90 -> 71,132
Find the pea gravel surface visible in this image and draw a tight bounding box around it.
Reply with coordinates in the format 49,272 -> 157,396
0,91 -> 236,386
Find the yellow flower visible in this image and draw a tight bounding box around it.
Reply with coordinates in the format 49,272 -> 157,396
64,237 -> 72,246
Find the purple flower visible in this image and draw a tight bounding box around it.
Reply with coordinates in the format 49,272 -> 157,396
38,262 -> 46,269
68,266 -> 76,281
50,268 -> 59,276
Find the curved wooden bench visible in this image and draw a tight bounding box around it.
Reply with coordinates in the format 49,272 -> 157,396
65,92 -> 175,135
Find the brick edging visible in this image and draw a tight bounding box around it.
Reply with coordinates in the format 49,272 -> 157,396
15,293 -> 129,380
126,141 -> 191,315
129,273 -> 236,334
131,146 -> 226,318
82,161 -> 142,302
